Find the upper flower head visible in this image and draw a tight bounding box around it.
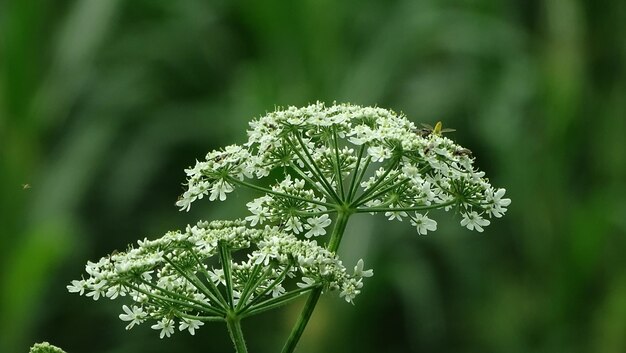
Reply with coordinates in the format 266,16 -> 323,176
178,103 -> 509,234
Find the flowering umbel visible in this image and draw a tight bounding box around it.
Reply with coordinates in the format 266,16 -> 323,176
29,342 -> 66,353
68,220 -> 371,337
177,102 -> 510,234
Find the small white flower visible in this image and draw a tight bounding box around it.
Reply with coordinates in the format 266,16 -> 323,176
486,188 -> 511,218
245,211 -> 267,226
297,277 -> 317,288
401,163 -> 423,182
353,259 -> 373,278
271,284 -> 286,297
175,193 -> 194,212
460,211 -> 490,232
284,216 -> 304,234
208,269 -> 225,285
304,214 -> 332,238
151,318 -> 175,339
339,278 -> 363,303
410,213 -> 437,235
209,180 -> 234,201
367,145 -> 391,162
67,280 -> 85,295
106,285 -> 124,299
184,160 -> 206,177
179,318 -> 204,335
119,305 -> 146,330
86,281 -> 106,300
192,181 -> 211,200
385,209 -> 408,221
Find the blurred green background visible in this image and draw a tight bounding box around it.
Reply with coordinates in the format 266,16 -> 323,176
1,0 -> 625,352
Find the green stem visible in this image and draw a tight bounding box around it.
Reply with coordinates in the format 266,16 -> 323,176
280,211 -> 351,353
331,128 -> 345,199
161,254 -> 227,310
292,133 -> 342,203
289,162 -> 335,201
218,241 -> 235,308
347,145 -> 367,202
354,178 -> 410,208
351,158 -> 401,206
327,210 -> 351,253
226,314 -> 248,353
355,199 -> 457,213
226,176 -> 335,208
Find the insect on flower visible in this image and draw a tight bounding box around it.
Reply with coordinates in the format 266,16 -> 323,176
453,148 -> 473,157
416,121 -> 456,137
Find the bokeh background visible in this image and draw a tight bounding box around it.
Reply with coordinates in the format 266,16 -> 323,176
1,0 -> 625,352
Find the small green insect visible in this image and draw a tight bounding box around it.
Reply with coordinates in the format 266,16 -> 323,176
415,121 -> 456,137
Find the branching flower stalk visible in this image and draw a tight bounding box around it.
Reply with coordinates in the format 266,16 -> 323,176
68,103 -> 510,353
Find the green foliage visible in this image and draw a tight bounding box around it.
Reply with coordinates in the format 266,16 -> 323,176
2,0 -> 625,352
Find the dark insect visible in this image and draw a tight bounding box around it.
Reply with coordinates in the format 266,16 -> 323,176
213,153 -> 229,162
453,148 -> 473,157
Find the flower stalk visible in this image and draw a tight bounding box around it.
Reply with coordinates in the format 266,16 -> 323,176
281,210 -> 352,353
226,314 -> 248,353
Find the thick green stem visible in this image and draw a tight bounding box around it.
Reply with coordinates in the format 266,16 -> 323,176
279,289 -> 322,353
280,211 -> 351,353
226,314 -> 248,353
326,210 -> 351,253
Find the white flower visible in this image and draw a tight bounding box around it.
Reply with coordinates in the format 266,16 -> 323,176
245,197 -> 271,226
209,180 -> 233,201
367,145 -> 391,162
67,280 -> 85,295
304,214 -> 332,238
461,211 -> 490,232
401,163 -> 423,182
151,318 -> 175,339
297,277 -> 317,288
106,285 -> 124,299
86,281 -> 106,300
385,209 -> 408,221
184,160 -> 206,177
119,305 -> 146,330
284,216 -> 304,234
353,259 -> 373,278
175,193 -> 194,212
486,188 -> 511,218
339,278 -> 363,303
245,211 -> 267,226
192,180 -> 211,200
208,268 -> 225,285
271,284 -> 286,297
179,318 -> 204,335
410,213 -> 437,235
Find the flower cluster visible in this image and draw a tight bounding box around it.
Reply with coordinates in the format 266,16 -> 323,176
29,342 -> 66,353
177,102 -> 510,234
68,220 -> 371,338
